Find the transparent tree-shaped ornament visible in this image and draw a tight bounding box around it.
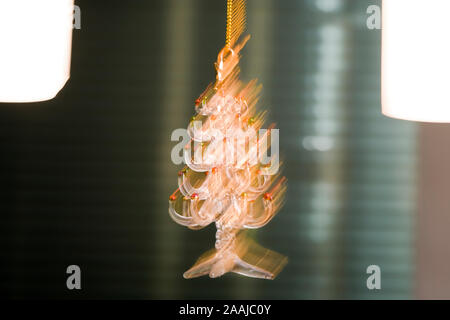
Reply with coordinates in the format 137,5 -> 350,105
169,38 -> 287,280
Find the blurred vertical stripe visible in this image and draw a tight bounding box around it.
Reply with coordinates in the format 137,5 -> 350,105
156,0 -> 195,299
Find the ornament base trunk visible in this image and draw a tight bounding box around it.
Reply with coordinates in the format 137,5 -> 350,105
183,231 -> 288,280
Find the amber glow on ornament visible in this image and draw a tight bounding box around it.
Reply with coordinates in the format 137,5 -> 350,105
168,0 -> 287,280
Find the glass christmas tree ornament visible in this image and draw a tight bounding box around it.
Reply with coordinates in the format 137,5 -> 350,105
168,0 -> 287,280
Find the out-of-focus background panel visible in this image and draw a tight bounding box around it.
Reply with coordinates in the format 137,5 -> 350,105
417,124 -> 450,299
0,0 -> 421,299
247,0 -> 416,299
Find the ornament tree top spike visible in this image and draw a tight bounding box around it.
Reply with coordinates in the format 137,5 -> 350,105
168,0 -> 287,280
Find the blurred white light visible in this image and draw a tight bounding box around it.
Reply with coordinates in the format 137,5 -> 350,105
0,0 -> 74,103
302,136 -> 334,152
319,25 -> 344,41
314,119 -> 339,135
382,0 -> 450,122
315,0 -> 343,13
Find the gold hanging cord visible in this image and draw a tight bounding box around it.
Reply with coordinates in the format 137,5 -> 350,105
213,0 -> 248,90
225,0 -> 246,48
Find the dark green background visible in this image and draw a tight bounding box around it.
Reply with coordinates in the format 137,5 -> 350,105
0,0 -> 416,299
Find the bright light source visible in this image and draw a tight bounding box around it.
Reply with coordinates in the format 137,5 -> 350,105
0,0 -> 74,103
382,0 -> 450,122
